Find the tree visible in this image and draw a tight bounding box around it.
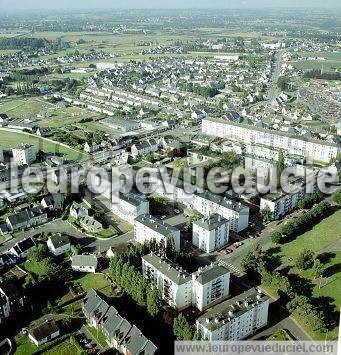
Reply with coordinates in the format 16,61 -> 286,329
312,259 -> 324,280
333,189 -> 341,206
271,231 -> 282,244
295,249 -> 314,270
261,205 -> 272,223
241,243 -> 263,273
23,274 -> 36,289
146,288 -> 162,317
173,313 -> 194,340
70,244 -> 81,256
277,150 -> 285,186
28,244 -> 48,262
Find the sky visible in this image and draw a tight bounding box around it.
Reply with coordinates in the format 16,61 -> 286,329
1,0 -> 340,10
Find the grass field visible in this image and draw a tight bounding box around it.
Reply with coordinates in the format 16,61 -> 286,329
76,273 -> 112,296
0,129 -> 86,161
267,329 -> 293,340
44,339 -> 80,355
15,335 -> 37,355
274,209 -> 341,264
86,326 -> 107,347
292,60 -> 341,71
265,209 -> 341,340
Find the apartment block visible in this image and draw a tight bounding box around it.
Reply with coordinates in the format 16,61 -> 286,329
134,214 -> 180,251
192,213 -> 230,252
196,288 -> 269,341
112,191 -> 149,224
202,117 -> 340,163
12,144 -> 36,166
142,253 -> 230,311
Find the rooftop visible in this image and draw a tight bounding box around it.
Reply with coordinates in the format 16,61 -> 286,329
135,214 -> 179,237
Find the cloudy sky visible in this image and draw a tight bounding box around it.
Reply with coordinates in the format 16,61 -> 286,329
1,0 -> 340,10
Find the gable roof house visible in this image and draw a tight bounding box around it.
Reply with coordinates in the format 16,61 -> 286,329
71,254 -> 98,273
9,237 -> 36,259
83,289 -> 157,355
36,127 -> 53,137
79,215 -> 103,233
28,320 -> 60,346
0,282 -> 25,325
41,193 -> 65,210
131,139 -> 158,157
6,207 -> 48,232
69,202 -> 88,219
47,233 -> 70,256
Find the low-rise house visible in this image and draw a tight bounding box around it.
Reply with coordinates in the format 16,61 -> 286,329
71,254 -> 98,273
28,320 -> 60,346
0,282 -> 25,324
12,144 -> 36,166
6,207 -> 48,232
84,142 -> 99,153
47,233 -> 70,256
41,193 -> 65,210
79,215 -> 103,233
83,289 -> 157,355
36,127 -> 53,137
131,139 -> 158,157
0,222 -> 8,235
69,202 -> 88,219
9,237 -> 36,259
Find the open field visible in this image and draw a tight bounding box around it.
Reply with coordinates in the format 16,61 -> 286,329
15,335 -> 38,355
75,273 -> 112,296
0,129 -> 86,161
265,209 -> 341,340
292,60 -> 341,71
44,339 -> 80,355
274,209 -> 341,264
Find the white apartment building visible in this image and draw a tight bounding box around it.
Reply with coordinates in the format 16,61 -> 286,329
202,118 -> 340,163
192,264 -> 230,311
192,214 -> 230,252
142,253 -> 230,311
196,288 -> 269,341
134,214 -> 181,251
111,192 -> 149,224
151,176 -> 249,232
12,144 -> 36,166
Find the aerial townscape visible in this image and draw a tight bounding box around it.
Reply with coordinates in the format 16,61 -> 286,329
0,0 -> 340,354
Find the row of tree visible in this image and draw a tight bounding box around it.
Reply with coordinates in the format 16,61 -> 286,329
173,313 -> 201,340
271,201 -> 331,244
109,257 -> 162,317
241,244 -> 329,332
303,69 -> 341,81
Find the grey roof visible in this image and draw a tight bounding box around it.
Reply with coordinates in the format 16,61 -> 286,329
197,288 -> 269,330
83,288 -> 102,316
12,237 -> 35,254
29,320 -> 59,341
142,253 -> 191,285
72,254 -> 98,269
193,264 -> 230,285
118,191 -> 147,206
135,215 -> 179,237
49,234 -> 69,249
122,325 -> 151,355
204,117 -> 339,148
194,213 -> 229,231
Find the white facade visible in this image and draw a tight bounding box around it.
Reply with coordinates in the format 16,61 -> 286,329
111,192 -> 149,224
142,253 -> 230,311
202,118 -> 340,163
71,255 -> 98,273
0,146 -> 3,162
192,214 -> 230,252
12,144 -> 36,166
47,234 -> 71,256
150,175 -> 249,232
134,215 -> 181,251
196,288 -> 269,341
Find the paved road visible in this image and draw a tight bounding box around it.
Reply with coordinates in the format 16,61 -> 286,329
266,49 -> 286,103
0,219 -> 134,254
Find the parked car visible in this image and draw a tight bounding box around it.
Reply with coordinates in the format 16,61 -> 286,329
225,248 -> 233,254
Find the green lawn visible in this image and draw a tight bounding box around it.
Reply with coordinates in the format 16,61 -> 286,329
76,273 -> 112,296
267,329 -> 293,340
86,326 -> 107,348
15,335 -> 37,355
0,129 -> 86,161
22,259 -> 49,279
265,209 -> 341,340
44,340 -> 80,355
275,209 -> 341,264
291,60 -> 341,71
94,225 -> 119,239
